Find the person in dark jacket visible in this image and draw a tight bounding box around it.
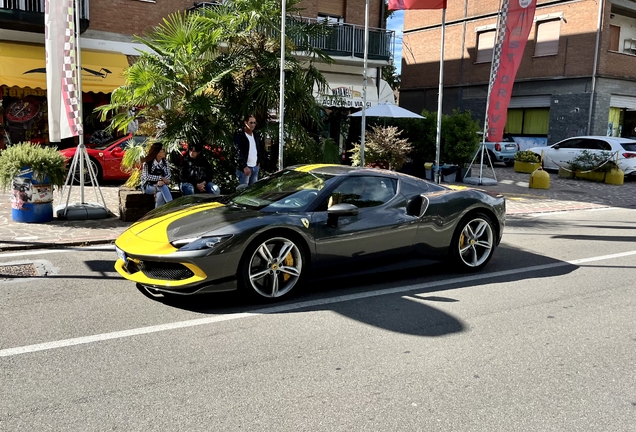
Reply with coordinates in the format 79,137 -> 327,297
140,142 -> 173,208
179,144 -> 220,195
233,114 -> 265,186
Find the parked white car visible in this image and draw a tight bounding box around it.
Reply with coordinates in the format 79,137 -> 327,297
527,136 -> 636,176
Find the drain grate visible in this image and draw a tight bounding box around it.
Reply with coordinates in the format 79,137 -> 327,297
0,263 -> 39,278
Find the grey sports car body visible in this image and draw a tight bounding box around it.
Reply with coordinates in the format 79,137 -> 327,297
114,164 -> 506,300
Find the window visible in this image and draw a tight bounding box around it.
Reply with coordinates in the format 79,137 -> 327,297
328,176 -> 396,209
318,14 -> 344,25
476,30 -> 496,63
534,19 -> 560,57
505,108 -> 550,135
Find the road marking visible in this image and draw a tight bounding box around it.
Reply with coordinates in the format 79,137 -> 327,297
2,249 -> 636,358
0,245 -> 114,259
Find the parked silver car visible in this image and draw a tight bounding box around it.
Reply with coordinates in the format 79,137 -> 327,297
527,136 -> 636,176
476,135 -> 519,166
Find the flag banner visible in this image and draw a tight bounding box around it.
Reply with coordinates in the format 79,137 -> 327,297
486,0 -> 536,142
388,0 -> 447,11
45,0 -> 83,142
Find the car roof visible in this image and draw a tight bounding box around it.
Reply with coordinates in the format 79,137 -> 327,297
289,164 -> 400,178
559,135 -> 636,143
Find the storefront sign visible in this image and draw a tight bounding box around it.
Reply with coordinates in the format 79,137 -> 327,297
318,87 -> 372,108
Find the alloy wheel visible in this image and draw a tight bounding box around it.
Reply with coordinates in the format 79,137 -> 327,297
247,236 -> 303,298
457,217 -> 494,268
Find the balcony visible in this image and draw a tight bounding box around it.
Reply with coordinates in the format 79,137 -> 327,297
0,0 -> 89,34
291,17 -> 395,62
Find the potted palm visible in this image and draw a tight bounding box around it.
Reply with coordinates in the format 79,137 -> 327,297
0,142 -> 67,223
513,150 -> 541,173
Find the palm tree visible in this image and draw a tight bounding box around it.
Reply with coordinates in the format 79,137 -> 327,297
99,0 -> 333,189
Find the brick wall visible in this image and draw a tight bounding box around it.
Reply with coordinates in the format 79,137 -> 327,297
91,0 -> 384,37
402,0 -> 600,91
90,0 -> 194,35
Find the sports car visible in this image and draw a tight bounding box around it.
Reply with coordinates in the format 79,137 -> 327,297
114,164 -> 506,300
59,133 -> 146,184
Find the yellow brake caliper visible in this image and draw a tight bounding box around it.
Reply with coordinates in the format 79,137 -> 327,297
283,251 -> 294,282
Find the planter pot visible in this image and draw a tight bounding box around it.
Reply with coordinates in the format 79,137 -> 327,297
11,167 -> 54,223
513,161 -> 540,173
458,167 -> 472,183
605,168 -> 624,185
558,167 -> 574,179
577,171 -> 605,182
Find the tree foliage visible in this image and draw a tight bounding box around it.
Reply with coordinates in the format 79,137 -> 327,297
97,0 -> 332,191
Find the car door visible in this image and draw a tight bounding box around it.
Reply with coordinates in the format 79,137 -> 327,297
546,138 -> 584,169
102,137 -> 129,179
311,176 -> 419,270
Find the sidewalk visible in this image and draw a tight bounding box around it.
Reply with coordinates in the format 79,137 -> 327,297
0,167 -> 634,251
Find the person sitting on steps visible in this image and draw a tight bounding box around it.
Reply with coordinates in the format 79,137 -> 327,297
140,142 -> 173,208
179,144 -> 221,196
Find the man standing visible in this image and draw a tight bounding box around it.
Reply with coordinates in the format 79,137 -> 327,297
233,115 -> 265,186
179,144 -> 220,195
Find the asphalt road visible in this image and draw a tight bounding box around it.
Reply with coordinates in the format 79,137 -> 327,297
1,208 -> 635,431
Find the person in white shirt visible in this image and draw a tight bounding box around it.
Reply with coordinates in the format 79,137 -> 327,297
233,115 -> 265,186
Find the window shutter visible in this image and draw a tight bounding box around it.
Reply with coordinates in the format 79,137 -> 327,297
534,20 -> 560,57
476,30 -> 495,63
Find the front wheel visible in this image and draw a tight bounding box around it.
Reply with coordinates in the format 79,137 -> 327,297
240,235 -> 305,300
451,213 -> 496,271
69,158 -> 102,185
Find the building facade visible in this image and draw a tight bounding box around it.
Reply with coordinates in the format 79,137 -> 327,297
399,0 -> 636,147
1,0 -> 395,150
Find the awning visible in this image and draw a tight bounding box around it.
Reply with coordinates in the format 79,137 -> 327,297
315,73 -> 395,108
0,41 -> 128,93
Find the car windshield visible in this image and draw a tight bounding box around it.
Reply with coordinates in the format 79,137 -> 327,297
231,169 -> 335,211
620,142 -> 636,152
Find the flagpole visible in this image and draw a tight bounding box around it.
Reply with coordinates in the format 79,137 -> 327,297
74,0 -> 86,203
360,0 -> 370,167
278,0 -> 286,171
434,8 -> 445,184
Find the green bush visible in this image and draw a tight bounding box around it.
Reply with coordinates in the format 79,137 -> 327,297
350,125 -> 413,170
514,150 -> 540,163
0,142 -> 67,190
440,110 -> 481,166
569,149 -> 615,173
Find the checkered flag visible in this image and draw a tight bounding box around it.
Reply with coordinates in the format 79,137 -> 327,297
484,0 -> 510,136
45,0 -> 83,141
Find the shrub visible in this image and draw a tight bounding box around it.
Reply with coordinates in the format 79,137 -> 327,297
0,142 -> 67,190
350,125 -> 413,171
569,150 -> 615,173
514,150 -> 540,163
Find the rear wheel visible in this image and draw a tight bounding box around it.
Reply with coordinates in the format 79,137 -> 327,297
451,213 -> 496,271
504,160 -> 515,167
239,235 -> 305,300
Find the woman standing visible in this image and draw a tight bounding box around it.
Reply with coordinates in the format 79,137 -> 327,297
141,142 -> 173,207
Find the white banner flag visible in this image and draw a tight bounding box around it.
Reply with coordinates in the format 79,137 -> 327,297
45,0 -> 83,142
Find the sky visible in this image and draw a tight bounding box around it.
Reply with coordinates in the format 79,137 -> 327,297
386,10 -> 404,75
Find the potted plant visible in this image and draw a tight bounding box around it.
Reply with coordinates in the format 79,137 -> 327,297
513,150 -> 541,173
571,150 -> 611,182
0,142 -> 67,223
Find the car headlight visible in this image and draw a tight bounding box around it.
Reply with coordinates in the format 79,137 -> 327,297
171,235 -> 233,251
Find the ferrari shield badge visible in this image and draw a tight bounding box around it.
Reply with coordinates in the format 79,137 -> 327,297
301,218 -> 310,229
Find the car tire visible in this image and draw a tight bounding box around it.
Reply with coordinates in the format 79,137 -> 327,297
450,212 -> 496,272
239,234 -> 305,300
504,160 -> 515,167
69,158 -> 102,185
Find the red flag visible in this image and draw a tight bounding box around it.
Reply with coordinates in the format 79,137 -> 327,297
388,0 -> 446,11
486,0 -> 537,142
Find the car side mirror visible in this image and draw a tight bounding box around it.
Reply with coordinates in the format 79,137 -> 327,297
552,145 -> 560,150
112,148 -> 124,156
327,203 -> 358,227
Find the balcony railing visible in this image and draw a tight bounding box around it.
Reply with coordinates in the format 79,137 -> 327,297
0,0 -> 89,33
291,17 -> 394,61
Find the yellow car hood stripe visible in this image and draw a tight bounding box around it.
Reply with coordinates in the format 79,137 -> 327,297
294,164 -> 338,172
128,202 -> 225,237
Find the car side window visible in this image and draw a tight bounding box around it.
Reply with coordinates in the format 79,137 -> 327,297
327,176 -> 397,209
586,140 -> 611,151
557,139 -> 583,149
